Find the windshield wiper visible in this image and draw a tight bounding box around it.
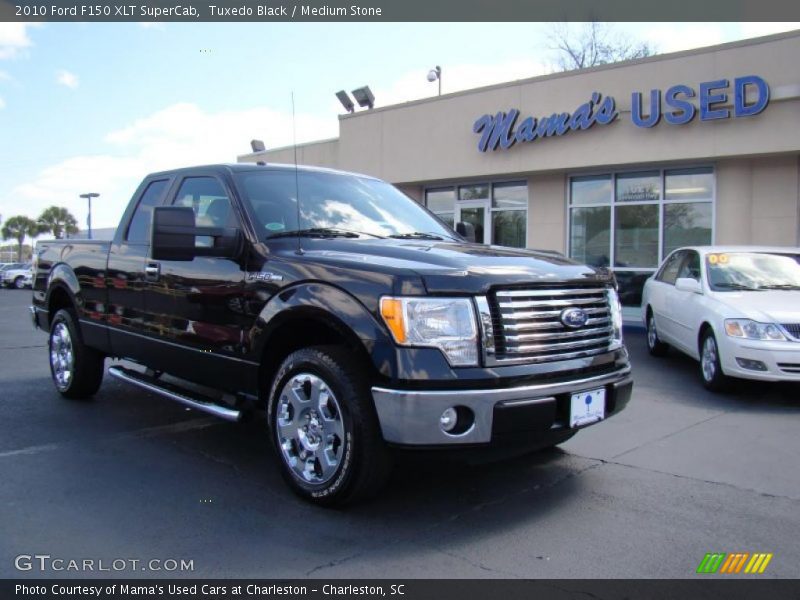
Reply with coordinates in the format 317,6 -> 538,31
714,282 -> 765,291
758,284 -> 800,290
268,228 -> 378,239
388,232 -> 445,240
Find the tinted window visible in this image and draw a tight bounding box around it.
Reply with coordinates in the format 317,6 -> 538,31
656,251 -> 685,285
172,177 -> 238,228
127,180 -> 168,243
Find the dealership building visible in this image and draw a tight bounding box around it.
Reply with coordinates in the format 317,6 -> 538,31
239,30 -> 800,307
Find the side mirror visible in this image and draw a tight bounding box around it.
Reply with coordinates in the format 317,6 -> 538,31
675,277 -> 702,294
455,221 -> 476,243
151,206 -> 243,261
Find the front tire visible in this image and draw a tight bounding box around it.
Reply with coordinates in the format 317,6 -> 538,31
700,330 -> 730,392
49,309 -> 105,399
267,346 -> 391,506
14,276 -> 25,290
646,310 -> 669,357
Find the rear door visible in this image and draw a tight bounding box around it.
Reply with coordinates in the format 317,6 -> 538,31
142,173 -> 254,390
106,177 -> 171,361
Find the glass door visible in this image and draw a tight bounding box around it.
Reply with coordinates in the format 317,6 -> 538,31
456,200 -> 489,244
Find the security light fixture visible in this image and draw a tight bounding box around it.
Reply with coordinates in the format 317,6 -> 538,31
427,65 -> 442,96
250,139 -> 266,152
335,90 -> 355,113
79,192 -> 99,240
351,86 -> 375,110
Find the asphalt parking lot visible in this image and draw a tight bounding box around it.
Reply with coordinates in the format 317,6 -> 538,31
1,288 -> 798,579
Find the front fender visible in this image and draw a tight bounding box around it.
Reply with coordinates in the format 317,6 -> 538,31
250,282 -> 399,378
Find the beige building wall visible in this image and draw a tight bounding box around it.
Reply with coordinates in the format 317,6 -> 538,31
527,173 -> 566,252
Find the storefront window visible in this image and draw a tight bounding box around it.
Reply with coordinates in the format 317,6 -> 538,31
616,171 -> 660,202
570,206 -> 611,267
569,166 -> 714,306
491,182 -> 527,248
425,187 -> 455,228
663,202 -> 712,256
570,175 -> 612,205
665,167 -> 713,200
459,184 -> 489,201
614,205 -> 659,268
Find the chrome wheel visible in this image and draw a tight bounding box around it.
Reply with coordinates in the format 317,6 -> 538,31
276,372 -> 346,485
14,277 -> 25,289
701,335 -> 718,382
50,322 -> 74,390
647,315 -> 657,349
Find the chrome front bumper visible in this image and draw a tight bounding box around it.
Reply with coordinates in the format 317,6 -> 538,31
372,367 -> 632,445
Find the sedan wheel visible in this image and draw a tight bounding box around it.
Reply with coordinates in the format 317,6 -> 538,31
646,311 -> 669,356
700,330 -> 730,392
14,277 -> 25,290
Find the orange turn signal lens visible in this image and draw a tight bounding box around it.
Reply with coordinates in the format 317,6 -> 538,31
725,321 -> 744,337
380,297 -> 406,344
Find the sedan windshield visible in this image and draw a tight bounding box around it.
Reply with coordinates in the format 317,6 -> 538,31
235,170 -> 456,240
706,252 -> 800,291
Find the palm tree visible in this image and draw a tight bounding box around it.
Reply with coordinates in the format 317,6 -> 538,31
38,206 -> 79,239
1,216 -> 42,261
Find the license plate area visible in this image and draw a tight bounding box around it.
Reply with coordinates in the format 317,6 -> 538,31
570,387 -> 606,428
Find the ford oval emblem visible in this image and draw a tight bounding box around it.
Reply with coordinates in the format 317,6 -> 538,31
560,307 -> 588,329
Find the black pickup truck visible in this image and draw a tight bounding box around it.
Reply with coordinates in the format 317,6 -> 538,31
32,164 -> 632,505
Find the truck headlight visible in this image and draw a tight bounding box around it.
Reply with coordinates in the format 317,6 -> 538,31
380,296 -> 478,366
724,319 -> 786,341
606,288 -> 623,349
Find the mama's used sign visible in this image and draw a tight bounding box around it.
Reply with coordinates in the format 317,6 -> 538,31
473,75 -> 769,153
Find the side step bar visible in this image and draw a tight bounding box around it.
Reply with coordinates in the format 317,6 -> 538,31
108,366 -> 242,422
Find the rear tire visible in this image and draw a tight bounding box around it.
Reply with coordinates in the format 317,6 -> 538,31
646,310 -> 669,357
267,345 -> 391,506
49,308 -> 105,399
700,329 -> 730,392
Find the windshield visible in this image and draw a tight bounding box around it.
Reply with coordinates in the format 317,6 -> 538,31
706,252 -> 800,291
236,170 -> 455,240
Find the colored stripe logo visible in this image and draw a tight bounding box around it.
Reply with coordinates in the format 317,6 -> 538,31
697,552 -> 773,574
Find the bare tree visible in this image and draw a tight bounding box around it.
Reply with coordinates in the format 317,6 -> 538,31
548,22 -> 657,72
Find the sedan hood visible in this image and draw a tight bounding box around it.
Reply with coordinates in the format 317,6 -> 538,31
293,238 -> 611,295
711,290 -> 800,323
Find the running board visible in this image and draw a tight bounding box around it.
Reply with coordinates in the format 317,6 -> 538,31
108,366 -> 242,422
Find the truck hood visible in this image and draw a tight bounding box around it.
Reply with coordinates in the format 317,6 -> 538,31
710,290 -> 800,324
294,238 -> 610,294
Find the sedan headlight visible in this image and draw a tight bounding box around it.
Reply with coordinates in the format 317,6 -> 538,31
380,296 -> 478,366
724,319 -> 786,341
606,288 -> 624,349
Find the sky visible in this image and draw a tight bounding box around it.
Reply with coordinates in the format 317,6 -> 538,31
0,21 -> 798,235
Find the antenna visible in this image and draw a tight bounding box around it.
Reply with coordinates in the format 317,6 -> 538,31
291,92 -> 303,255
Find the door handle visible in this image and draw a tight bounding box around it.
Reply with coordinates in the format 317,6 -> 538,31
145,262 -> 160,281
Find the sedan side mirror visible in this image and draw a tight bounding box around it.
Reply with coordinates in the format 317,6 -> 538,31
675,277 -> 702,294
455,221 -> 476,243
151,206 -> 243,261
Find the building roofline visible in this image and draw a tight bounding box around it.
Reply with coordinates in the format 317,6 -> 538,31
238,137 -> 340,162
334,29 -> 800,120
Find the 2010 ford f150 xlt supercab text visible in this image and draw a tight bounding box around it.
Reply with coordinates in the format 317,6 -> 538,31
31,164 -> 632,505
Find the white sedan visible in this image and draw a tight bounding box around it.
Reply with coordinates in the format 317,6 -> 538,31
641,246 -> 800,390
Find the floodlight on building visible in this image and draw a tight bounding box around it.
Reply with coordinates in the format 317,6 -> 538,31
250,139 -> 266,152
336,90 -> 355,113
351,86 -> 375,110
427,65 -> 442,96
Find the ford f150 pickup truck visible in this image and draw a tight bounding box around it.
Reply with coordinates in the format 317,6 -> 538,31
32,164 -> 632,505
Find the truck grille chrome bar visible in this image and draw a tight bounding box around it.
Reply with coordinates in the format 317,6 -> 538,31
480,286 -> 615,365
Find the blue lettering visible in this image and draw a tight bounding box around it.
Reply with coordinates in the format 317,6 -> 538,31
734,75 -> 769,117
664,85 -> 696,125
594,94 -> 618,125
631,90 -> 661,128
699,79 -> 730,121
473,110 -> 519,152
515,116 -> 536,143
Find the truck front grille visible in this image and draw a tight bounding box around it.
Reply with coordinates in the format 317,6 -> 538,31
487,286 -> 615,364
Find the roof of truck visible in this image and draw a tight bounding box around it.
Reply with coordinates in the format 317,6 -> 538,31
147,163 -> 381,181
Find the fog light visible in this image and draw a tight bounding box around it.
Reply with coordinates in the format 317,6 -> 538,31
735,357 -> 768,371
440,407 -> 458,432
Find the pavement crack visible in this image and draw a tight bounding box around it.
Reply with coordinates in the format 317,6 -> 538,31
305,551 -> 366,576
609,412 -> 725,460
433,548 -> 522,578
